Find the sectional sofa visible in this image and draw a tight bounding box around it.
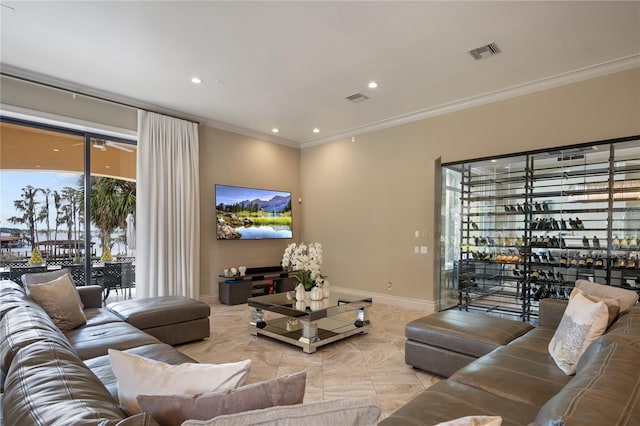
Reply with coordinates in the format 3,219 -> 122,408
381,282 -> 640,426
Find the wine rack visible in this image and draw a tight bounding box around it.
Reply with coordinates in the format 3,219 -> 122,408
440,136 -> 640,322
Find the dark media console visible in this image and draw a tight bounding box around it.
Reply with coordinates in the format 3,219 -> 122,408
218,265 -> 298,305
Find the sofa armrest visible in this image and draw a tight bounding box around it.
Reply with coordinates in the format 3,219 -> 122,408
538,299 -> 567,329
77,285 -> 103,309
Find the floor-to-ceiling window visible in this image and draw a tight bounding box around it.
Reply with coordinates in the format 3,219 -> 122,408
0,118 -> 136,295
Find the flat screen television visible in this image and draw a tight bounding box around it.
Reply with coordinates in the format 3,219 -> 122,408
215,184 -> 292,240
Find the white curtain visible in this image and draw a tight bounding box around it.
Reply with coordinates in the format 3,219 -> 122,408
136,111 -> 200,299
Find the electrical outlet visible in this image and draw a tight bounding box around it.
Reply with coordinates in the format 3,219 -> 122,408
414,230 -> 420,238
414,246 -> 419,254
387,282 -> 392,291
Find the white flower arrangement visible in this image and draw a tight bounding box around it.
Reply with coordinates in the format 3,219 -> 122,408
282,242 -> 325,290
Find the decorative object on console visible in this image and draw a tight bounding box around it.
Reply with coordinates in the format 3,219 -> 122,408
281,242 -> 328,291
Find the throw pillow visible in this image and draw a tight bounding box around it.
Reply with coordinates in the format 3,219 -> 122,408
435,416 -> 502,426
180,397 -> 381,426
575,279 -> 638,313
137,371 -> 306,426
548,290 -> 609,375
109,349 -> 251,415
569,287 -> 620,327
25,273 -> 86,331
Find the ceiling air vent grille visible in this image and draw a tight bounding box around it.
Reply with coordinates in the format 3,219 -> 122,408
468,42 -> 501,60
345,93 -> 370,103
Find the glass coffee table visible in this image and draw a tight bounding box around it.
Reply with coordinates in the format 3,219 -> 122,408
247,292 -> 372,353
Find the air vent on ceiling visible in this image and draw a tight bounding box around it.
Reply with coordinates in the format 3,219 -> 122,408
345,93 -> 370,103
468,42 -> 501,60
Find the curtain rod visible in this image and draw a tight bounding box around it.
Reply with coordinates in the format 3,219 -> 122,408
1,71 -> 200,125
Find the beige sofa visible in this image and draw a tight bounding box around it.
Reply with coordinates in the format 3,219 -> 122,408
381,288 -> 640,425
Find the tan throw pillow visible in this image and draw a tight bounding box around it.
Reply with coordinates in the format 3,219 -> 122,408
548,290 -> 609,375
569,287 -> 620,327
575,280 -> 638,313
109,349 -> 251,415
180,397 -> 381,426
435,416 -> 502,426
137,371 -> 306,426
25,274 -> 86,331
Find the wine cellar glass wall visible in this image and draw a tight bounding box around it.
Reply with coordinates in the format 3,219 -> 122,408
439,136 -> 640,322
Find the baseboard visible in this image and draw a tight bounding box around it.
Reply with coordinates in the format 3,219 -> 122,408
198,295 -> 219,305
332,286 -> 437,313
198,288 -> 438,313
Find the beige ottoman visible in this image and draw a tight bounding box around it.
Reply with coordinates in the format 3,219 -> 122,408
108,296 -> 210,345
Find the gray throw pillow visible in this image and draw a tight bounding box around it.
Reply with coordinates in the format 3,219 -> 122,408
25,274 -> 86,331
137,371 -> 306,426
179,397 -> 381,426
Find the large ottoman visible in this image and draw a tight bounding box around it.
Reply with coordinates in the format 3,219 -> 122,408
405,310 -> 533,377
108,296 -> 210,345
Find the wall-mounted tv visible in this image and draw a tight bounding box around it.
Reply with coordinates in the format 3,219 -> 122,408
215,184 -> 292,240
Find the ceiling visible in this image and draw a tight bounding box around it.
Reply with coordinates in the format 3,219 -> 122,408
1,1 -> 639,148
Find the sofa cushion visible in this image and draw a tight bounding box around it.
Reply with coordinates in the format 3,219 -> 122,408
605,305 -> 640,344
137,371 -> 306,426
109,349 -> 252,415
3,340 -> 128,425
0,280 -> 40,320
0,305 -> 76,375
548,289 -> 609,375
65,320 -> 160,360
451,340 -> 572,408
381,379 -> 539,426
181,397 -> 381,426
25,273 -> 87,330
108,296 -> 210,329
575,279 -> 638,313
536,336 -> 640,426
84,307 -> 126,327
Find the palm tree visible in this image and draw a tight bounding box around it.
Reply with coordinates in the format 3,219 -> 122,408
53,190 -> 63,258
81,176 -> 136,252
60,186 -> 81,259
8,185 -> 39,250
38,188 -> 51,259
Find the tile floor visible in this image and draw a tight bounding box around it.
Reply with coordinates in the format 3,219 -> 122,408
175,300 -> 441,419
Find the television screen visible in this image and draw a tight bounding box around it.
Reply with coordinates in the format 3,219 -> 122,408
215,184 -> 292,240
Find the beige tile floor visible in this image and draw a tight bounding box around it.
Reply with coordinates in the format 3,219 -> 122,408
175,300 -> 441,419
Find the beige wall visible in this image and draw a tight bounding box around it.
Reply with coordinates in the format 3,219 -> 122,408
300,68 -> 640,308
198,126 -> 300,298
3,69 -> 639,306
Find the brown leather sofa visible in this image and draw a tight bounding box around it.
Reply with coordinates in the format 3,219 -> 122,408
0,278 -> 198,425
380,298 -> 640,425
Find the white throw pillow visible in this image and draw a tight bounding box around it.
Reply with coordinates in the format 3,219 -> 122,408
548,290 -> 609,375
26,273 -> 86,331
109,349 -> 251,415
435,416 -> 502,426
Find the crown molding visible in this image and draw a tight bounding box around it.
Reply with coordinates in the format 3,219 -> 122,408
300,54 -> 640,149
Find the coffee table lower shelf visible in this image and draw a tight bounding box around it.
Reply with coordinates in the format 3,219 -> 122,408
251,316 -> 370,354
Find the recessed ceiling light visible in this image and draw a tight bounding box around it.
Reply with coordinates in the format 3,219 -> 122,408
272,128 -> 279,133
313,128 -> 320,134
191,77 -> 203,84
368,81 -> 378,89
53,148 -> 60,152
